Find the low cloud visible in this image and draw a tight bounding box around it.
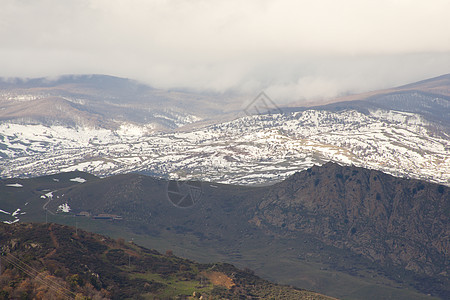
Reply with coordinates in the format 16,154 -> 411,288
1,0 -> 449,102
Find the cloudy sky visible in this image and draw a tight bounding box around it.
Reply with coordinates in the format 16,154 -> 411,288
1,0 -> 450,102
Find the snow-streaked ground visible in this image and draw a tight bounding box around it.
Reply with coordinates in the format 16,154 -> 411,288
0,109 -> 448,186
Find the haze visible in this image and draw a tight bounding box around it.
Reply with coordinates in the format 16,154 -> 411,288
1,0 -> 450,102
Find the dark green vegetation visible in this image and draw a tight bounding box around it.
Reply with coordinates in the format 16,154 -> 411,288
1,163 -> 448,299
0,223 -> 334,299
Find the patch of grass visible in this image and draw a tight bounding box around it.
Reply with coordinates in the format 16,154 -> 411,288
131,271 -> 214,298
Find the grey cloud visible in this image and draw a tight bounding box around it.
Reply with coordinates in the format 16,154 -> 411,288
1,0 -> 449,102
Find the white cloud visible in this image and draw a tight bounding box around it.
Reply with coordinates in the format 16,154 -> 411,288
1,0 -> 449,102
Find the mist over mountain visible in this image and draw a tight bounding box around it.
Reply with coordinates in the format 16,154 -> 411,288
306,73 -> 450,127
1,73 -> 449,129
0,74 -> 243,130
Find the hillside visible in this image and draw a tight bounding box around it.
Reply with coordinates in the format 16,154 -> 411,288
1,164 -> 448,299
1,107 -> 448,186
0,222 -> 334,300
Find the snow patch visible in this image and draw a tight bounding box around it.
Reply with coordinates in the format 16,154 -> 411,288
5,183 -> 23,188
41,191 -> 53,199
3,219 -> 19,224
0,208 -> 21,224
57,203 -> 71,213
70,177 -> 86,183
116,123 -> 148,136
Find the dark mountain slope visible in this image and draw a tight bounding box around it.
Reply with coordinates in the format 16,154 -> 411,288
1,164 -> 448,299
52,164 -> 449,298
254,163 -> 449,277
0,75 -> 154,102
0,223 -> 334,299
46,173 -> 264,242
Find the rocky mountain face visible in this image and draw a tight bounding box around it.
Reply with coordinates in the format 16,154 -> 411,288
253,163 -> 449,277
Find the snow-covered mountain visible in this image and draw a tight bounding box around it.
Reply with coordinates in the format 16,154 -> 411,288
1,74 -> 449,185
0,108 -> 448,185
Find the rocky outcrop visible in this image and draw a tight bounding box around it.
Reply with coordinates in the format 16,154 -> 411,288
255,163 -> 449,278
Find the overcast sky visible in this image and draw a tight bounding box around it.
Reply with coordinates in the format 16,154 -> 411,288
1,0 -> 450,102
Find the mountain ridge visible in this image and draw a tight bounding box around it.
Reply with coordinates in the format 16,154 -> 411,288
0,74 -> 245,131
315,73 -> 450,105
2,73 -> 450,129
